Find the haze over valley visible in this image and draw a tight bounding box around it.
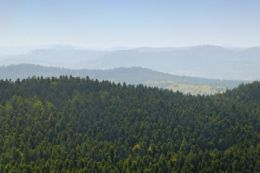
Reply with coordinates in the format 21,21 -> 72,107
0,45 -> 260,81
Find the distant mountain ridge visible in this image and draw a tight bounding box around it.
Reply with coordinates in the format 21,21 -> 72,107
0,45 -> 259,80
0,64 -> 243,95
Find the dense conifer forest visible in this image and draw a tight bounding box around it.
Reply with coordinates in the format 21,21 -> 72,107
0,77 -> 259,172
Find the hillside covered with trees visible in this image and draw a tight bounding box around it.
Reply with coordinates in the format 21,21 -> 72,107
0,77 -> 259,172
0,64 -> 242,95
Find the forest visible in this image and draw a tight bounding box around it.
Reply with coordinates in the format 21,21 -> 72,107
0,76 -> 259,173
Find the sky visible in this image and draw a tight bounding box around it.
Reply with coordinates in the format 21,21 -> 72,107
0,0 -> 260,48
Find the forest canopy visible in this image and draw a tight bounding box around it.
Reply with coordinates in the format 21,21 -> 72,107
0,76 -> 259,173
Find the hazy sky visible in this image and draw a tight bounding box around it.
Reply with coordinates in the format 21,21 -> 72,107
1,0 -> 260,48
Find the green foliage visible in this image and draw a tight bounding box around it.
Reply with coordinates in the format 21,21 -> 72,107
0,77 -> 259,172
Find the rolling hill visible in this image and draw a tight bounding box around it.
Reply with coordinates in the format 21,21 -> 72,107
0,64 -> 242,95
0,77 -> 258,172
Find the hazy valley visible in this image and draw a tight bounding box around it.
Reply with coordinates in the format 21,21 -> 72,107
1,45 -> 260,80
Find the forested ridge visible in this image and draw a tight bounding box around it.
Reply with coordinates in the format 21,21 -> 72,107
0,77 -> 259,173
0,64 -> 242,95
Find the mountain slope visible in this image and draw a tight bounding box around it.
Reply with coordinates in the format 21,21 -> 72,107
0,77 -> 259,172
